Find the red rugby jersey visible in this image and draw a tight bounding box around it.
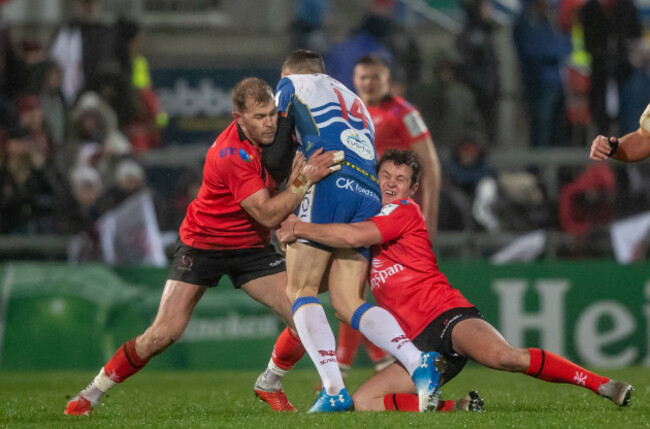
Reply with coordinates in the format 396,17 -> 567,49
368,199 -> 473,339
367,95 -> 430,157
179,122 -> 277,250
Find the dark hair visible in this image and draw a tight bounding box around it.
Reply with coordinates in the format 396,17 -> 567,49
232,77 -> 274,113
377,149 -> 422,187
355,54 -> 390,70
282,49 -> 326,74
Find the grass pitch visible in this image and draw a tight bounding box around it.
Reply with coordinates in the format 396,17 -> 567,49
1,365 -> 648,428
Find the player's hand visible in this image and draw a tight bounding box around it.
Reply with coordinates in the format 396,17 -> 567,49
590,135 -> 613,161
277,213 -> 300,244
300,148 -> 345,184
287,150 -> 306,188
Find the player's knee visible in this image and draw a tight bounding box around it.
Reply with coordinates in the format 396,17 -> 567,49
351,391 -> 374,411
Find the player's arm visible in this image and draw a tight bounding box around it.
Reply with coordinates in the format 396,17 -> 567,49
411,135 -> 441,240
590,130 -> 650,163
262,115 -> 296,183
277,214 -> 383,248
241,149 -> 343,228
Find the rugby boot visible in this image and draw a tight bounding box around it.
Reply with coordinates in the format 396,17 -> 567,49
411,351 -> 445,412
453,391 -> 484,412
254,368 -> 297,412
64,395 -> 93,416
308,387 -> 354,412
598,379 -> 634,406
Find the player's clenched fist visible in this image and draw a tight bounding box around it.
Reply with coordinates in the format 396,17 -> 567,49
590,135 -> 615,161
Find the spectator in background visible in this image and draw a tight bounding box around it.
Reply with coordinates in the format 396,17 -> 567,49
49,0 -> 133,106
66,165 -> 103,263
439,139 -> 494,232
580,0 -> 642,136
96,158 -> 146,215
0,2 -> 27,105
513,0 -> 571,147
559,163 -> 615,237
456,0 -> 500,145
0,127 -> 68,234
39,61 -> 67,149
290,0 -> 331,53
408,50 -> 486,156
121,20 -> 166,152
16,95 -> 53,163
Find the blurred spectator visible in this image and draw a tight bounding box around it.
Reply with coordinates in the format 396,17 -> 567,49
558,163 -> 615,237
618,40 -> 650,135
438,139 -> 495,231
39,61 -> 67,148
96,158 -> 144,215
64,165 -> 102,233
473,170 -> 551,233
290,0 -> 331,52
580,0 -> 642,136
49,0 -> 132,106
408,50 -> 486,155
0,127 -> 69,234
0,3 -> 27,105
456,0 -> 500,145
68,91 -> 131,185
16,95 -> 53,163
513,0 -> 571,147
65,166 -> 103,262
121,20 -> 165,152
169,165 -> 203,230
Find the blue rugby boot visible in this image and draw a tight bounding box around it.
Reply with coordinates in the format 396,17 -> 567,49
308,387 -> 354,413
411,351 -> 446,412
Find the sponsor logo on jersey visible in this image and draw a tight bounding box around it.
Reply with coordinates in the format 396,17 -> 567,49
238,148 -> 253,162
335,177 -> 380,202
400,200 -> 410,204
340,129 -> 375,160
370,259 -> 405,290
403,110 -> 427,138
378,203 -> 399,217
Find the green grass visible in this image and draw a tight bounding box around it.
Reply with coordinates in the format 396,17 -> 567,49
1,365 -> 648,428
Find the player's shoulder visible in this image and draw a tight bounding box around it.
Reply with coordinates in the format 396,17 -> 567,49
387,95 -> 417,114
376,199 -> 416,217
208,125 -> 258,168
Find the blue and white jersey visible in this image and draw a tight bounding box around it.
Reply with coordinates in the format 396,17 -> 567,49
275,73 -> 378,188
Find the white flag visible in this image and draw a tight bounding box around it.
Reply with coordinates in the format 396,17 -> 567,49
97,189 -> 167,267
610,211 -> 650,264
490,230 -> 547,265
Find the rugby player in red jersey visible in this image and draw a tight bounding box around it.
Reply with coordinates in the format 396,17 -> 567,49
64,77 -> 343,416
277,149 -> 634,411
327,54 -> 445,384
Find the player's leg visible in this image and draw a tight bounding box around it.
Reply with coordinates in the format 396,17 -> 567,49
241,271 -> 303,411
451,317 -> 634,406
65,280 -> 206,416
285,241 -> 354,412
353,362 -> 482,412
328,250 -> 444,412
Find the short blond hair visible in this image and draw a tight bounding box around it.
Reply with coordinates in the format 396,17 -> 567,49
282,49 -> 326,74
232,77 -> 274,113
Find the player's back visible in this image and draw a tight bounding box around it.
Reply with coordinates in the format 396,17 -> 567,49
276,73 -> 378,187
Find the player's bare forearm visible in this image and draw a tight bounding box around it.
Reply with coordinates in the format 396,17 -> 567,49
241,149 -> 344,228
278,214 -> 382,248
591,131 -> 650,163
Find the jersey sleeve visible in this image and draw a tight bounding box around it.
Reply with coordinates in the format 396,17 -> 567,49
215,150 -> 268,203
275,77 -> 296,117
397,107 -> 430,147
369,201 -> 419,243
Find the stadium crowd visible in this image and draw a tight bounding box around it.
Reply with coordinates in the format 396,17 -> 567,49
0,0 -> 649,262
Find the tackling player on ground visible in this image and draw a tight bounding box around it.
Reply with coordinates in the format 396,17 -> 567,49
278,149 -> 634,411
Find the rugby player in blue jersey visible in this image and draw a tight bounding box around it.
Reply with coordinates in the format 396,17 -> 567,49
255,50 -> 444,413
